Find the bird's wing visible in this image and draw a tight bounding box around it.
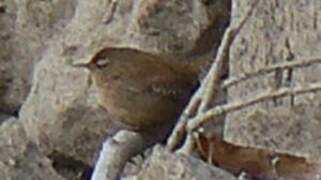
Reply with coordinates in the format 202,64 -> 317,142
144,72 -> 199,100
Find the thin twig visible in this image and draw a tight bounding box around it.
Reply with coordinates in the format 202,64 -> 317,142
166,0 -> 259,152
224,58 -> 321,89
166,92 -> 202,150
198,0 -> 259,113
187,83 -> 321,131
176,133 -> 196,155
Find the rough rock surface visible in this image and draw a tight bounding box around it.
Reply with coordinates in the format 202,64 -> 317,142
0,0 -> 76,114
0,118 -> 65,180
127,145 -> 237,180
225,0 -> 321,159
0,112 -> 10,124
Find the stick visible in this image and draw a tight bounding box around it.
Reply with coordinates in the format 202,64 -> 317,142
166,0 -> 259,152
187,83 -> 321,131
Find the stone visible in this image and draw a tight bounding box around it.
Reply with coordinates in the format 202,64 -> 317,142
225,0 -> 321,159
127,145 -> 237,180
0,118 -> 65,180
0,0 -> 77,114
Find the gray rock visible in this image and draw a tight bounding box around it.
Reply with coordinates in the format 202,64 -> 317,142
0,118 -> 65,180
226,104 -> 321,160
0,112 -> 11,125
126,145 -> 236,180
0,0 -> 76,114
225,0 -> 321,159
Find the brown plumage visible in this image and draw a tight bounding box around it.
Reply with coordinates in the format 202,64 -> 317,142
73,47 -> 203,130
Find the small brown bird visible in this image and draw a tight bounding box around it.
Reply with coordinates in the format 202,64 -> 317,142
73,47 -> 204,130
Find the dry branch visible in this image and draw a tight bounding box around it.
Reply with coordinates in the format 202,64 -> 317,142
187,83 -> 321,131
166,0 -> 259,152
224,58 -> 321,89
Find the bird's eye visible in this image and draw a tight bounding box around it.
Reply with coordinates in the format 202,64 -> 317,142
95,58 -> 110,68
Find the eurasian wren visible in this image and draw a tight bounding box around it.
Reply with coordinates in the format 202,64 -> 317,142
73,47 -> 203,130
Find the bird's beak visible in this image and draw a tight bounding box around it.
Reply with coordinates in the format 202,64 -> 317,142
71,61 -> 94,70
